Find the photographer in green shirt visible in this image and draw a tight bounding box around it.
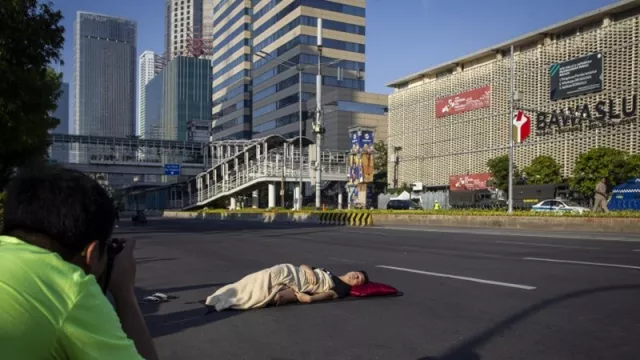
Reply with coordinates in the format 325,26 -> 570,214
0,166 -> 158,360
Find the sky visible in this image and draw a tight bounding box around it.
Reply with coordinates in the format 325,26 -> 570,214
53,0 -> 618,94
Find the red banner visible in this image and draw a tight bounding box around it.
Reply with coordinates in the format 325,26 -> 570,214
449,173 -> 493,191
436,86 -> 491,118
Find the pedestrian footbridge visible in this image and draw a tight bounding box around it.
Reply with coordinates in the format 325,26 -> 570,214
177,135 -> 349,210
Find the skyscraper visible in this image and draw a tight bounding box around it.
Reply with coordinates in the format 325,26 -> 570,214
74,12 -> 137,138
210,0 -> 253,140
251,0 -> 366,140
138,51 -> 162,138
161,56 -> 212,141
52,82 -> 70,135
164,0 -> 203,59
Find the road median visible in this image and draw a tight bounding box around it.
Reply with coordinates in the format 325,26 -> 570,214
160,209 -> 640,233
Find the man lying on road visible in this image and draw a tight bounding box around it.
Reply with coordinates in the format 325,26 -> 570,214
0,166 -> 158,360
206,263 -> 369,311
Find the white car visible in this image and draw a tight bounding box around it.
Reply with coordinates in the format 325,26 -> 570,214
531,199 -> 590,214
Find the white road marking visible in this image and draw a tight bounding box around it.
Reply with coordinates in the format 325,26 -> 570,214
329,257 -> 365,264
378,226 -> 640,243
524,257 -> 640,270
495,240 -> 600,250
377,265 -> 536,290
633,249 -> 640,252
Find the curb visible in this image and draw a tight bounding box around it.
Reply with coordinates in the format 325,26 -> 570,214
318,213 -> 374,227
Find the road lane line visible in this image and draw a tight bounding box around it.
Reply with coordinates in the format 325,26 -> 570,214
633,249 -> 640,252
495,240 -> 600,250
524,257 -> 640,270
329,257 -> 365,264
377,265 -> 536,290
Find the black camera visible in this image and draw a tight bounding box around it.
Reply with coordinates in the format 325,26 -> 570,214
100,238 -> 126,294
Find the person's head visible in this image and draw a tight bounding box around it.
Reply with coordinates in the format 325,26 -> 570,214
342,270 -> 369,286
601,177 -> 607,184
1,165 -> 116,276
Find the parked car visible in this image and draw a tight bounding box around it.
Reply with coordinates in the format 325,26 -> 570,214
387,199 -> 420,210
531,199 -> 590,214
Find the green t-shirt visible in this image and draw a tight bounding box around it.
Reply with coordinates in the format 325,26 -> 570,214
0,235 -> 143,359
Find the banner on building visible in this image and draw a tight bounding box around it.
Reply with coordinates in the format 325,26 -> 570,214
550,52 -> 603,101
359,130 -> 375,153
436,86 -> 492,118
449,173 -> 494,191
350,131 -> 361,153
361,153 -> 374,183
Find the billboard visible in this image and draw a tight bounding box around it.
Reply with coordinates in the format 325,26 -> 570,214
550,52 -> 603,101
436,86 -> 491,118
449,173 -> 493,191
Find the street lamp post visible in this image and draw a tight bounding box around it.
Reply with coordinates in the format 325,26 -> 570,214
315,18 -> 324,210
508,44 -> 515,214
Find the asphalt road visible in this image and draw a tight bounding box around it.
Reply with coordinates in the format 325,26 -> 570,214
114,219 -> 640,360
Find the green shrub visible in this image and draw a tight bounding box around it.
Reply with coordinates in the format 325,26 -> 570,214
192,207 -> 640,218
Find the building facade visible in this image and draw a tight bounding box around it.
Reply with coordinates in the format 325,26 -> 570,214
251,0 -> 367,141
164,0 -> 203,59
161,56 -> 212,141
138,51 -> 162,138
298,89 -> 387,150
74,12 -> 137,139
144,72 -> 164,140
210,0 -> 253,141
387,1 -> 640,188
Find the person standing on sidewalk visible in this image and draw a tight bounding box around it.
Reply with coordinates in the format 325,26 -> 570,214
592,177 -> 609,213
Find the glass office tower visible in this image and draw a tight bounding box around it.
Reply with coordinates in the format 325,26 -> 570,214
161,56 -> 212,141
210,0 -> 253,140
250,0 -> 366,139
74,12 -> 137,138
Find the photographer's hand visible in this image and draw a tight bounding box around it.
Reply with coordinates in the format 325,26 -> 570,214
109,239 -> 159,360
108,239 -> 137,297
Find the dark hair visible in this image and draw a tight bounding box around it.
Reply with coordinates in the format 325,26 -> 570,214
1,165 -> 116,256
359,270 -> 370,284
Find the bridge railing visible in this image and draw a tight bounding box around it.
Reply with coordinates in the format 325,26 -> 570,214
180,148 -> 349,208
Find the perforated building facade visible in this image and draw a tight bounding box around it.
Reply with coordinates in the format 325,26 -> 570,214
387,1 -> 640,188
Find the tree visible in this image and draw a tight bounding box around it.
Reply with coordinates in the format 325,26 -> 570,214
487,155 -> 520,191
523,155 -> 562,185
624,154 -> 640,179
0,1 -> 65,190
570,147 -> 628,196
373,141 -> 388,190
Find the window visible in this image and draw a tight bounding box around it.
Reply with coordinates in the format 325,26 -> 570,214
254,92 -> 312,118
337,101 -> 386,115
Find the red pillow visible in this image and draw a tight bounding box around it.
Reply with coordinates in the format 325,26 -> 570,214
349,282 -> 398,297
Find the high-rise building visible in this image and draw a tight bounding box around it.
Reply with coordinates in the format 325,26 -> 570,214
144,72 -> 164,140
74,12 -> 137,139
50,82 -> 70,163
138,51 -> 162,138
164,0 -> 203,59
161,56 -> 212,141
210,0 -> 253,141
250,0 -> 366,141
52,82 -> 70,135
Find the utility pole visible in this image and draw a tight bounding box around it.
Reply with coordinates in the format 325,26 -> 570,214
508,45 -> 515,214
281,163 -> 285,208
298,65 -> 304,211
314,18 -> 324,210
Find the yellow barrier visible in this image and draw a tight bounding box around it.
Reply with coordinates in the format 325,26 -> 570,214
319,213 -> 372,227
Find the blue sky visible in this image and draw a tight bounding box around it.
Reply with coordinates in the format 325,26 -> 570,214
54,0 -> 617,94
